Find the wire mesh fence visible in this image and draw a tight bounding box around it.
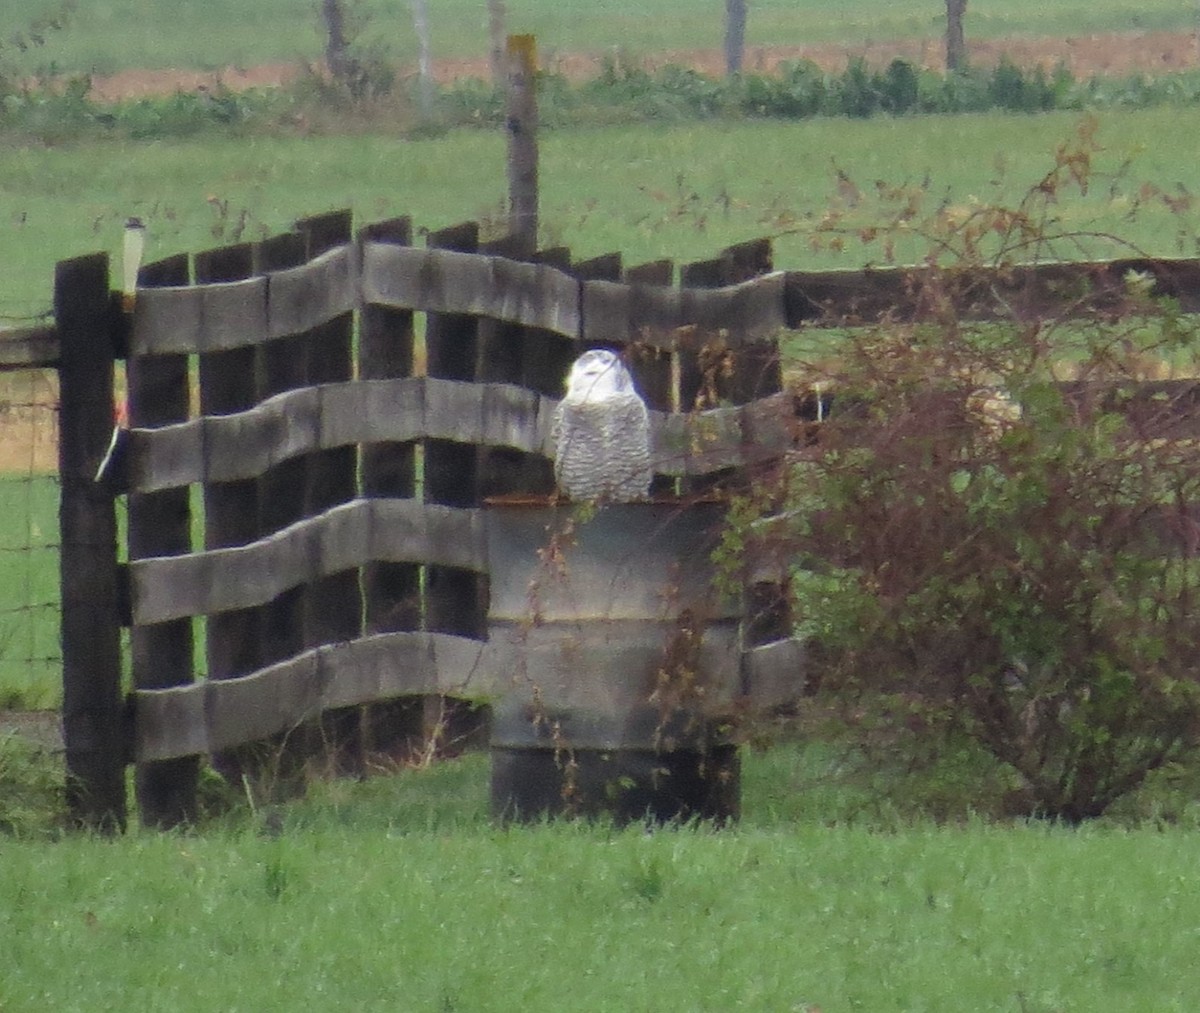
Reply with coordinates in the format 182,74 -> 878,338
0,368 -> 62,709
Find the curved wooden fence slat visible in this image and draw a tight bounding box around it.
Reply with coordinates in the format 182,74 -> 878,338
362,243 -> 581,339
129,246 -> 355,355
128,499 -> 486,624
134,631 -> 495,761
581,271 -> 788,348
127,381 -> 797,493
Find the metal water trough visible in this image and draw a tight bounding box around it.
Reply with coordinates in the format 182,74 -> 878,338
485,500 -> 743,823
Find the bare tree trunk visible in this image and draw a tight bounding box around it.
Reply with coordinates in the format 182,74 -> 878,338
321,0 -> 351,86
488,0 -> 507,86
724,0 -> 747,76
411,0 -> 434,117
945,0 -> 968,72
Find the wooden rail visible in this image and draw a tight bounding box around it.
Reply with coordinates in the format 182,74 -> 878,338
0,324 -> 58,370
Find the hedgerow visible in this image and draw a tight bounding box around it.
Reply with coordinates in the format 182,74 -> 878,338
5,55 -> 1200,142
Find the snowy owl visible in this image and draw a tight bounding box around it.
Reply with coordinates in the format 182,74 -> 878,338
551,349 -> 652,502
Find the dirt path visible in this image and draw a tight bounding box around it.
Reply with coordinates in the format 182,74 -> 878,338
86,30 -> 1200,103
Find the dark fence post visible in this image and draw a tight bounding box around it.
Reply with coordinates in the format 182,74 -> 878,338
128,251 -> 198,828
422,221 -> 490,750
295,209 -> 364,772
56,252 -> 126,833
357,216 -> 429,759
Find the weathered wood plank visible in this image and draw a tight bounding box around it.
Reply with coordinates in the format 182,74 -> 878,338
0,325 -> 58,370
650,392 -> 795,476
127,379 -> 794,491
128,500 -> 486,624
784,257 -> 1200,326
130,276 -> 268,355
57,252 -> 126,833
266,244 -> 356,340
362,243 -> 581,340
133,631 -> 496,761
580,271 -> 786,349
134,628 -> 812,762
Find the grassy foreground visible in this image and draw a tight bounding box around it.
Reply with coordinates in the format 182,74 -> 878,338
0,750 -> 1198,1011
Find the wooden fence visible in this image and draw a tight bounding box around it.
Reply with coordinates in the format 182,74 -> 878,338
7,209 -> 1200,831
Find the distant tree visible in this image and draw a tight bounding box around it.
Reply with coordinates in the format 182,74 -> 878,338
316,0 -> 396,100
725,0 -> 747,76
945,0 -> 968,71
488,0 -> 507,85
321,0 -> 352,86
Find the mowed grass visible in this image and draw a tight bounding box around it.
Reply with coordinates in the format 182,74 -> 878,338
0,750 -> 1197,1011
3,106 -> 1200,321
0,0 -> 1194,77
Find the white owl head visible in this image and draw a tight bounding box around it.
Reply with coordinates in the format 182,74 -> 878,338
564,349 -> 634,403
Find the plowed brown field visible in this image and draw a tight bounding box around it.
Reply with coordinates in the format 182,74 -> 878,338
86,30 -> 1200,103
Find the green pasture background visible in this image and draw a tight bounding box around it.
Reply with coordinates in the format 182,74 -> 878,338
3,107 -> 1200,322
1,0 -> 1195,75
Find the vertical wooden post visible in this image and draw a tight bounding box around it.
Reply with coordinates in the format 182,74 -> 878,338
488,0 -> 507,85
411,0 -> 435,117
56,252 -> 126,833
357,216 -> 427,758
295,209 -> 359,656
724,0 -> 746,76
423,221 -> 489,750
945,0 -> 968,72
506,34 -> 539,248
623,258 -> 676,496
359,216 -> 419,634
295,209 -> 364,774
195,241 -> 260,687
255,230 -> 310,673
474,234 -> 564,499
128,252 -> 198,829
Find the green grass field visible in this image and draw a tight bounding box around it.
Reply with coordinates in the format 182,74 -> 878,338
0,749 -> 1197,1011
3,106 -> 1199,321
1,0 -> 1195,76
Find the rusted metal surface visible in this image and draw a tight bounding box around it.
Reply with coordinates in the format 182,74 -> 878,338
485,500 -> 743,822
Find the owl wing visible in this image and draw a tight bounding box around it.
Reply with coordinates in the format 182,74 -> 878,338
601,391 -> 652,501
552,399 -> 611,501
552,396 -> 652,502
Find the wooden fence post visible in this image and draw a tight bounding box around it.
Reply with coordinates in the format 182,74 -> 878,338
56,252 -> 126,833
506,34 -> 539,248
357,215 -> 428,757
295,209 -> 364,772
422,221 -> 489,749
128,251 -> 198,829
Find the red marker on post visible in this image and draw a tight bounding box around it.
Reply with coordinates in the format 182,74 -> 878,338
96,218 -> 145,484
94,399 -> 128,484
